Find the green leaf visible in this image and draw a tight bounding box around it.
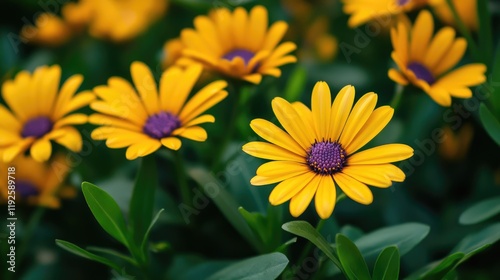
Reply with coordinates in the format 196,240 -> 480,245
129,156 -> 158,246
479,103 -> 500,145
355,223 -> 430,264
340,225 -> 364,241
282,221 -> 342,269
477,0 -> 493,64
372,246 -> 400,280
284,65 -> 307,102
490,43 -> 500,113
421,252 -> 464,280
86,247 -> 137,266
336,234 -> 371,280
55,240 -> 122,271
140,208 -> 164,253
459,196 -> 500,225
187,167 -> 262,252
81,182 -> 129,246
451,222 -> 500,256
206,252 -> 289,280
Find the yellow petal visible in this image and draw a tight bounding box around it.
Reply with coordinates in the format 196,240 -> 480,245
88,114 -> 141,131
426,87 -> 452,107
0,104 -> 21,131
433,38 -> 466,76
161,137 -> 182,150
242,141 -> 305,162
433,64 -> 487,88
106,77 -> 148,120
232,7 -> 248,48
2,138 -> 34,162
410,10 -> 434,62
0,129 -> 20,146
39,65 -> 61,116
314,176 -> 336,219
329,85 -> 355,141
175,126 -> 207,141
311,82 -> 332,139
289,175 -> 320,217
272,97 -> 315,150
262,21 -> 288,51
53,74 -> 84,120
125,140 -> 161,160
52,127 -> 82,152
250,118 -> 305,156
334,172 -> 373,205
423,27 -> 456,70
247,5 -> 268,51
291,102 -> 313,127
193,16 -> 222,55
349,144 -> 414,165
388,69 -> 409,85
159,66 -> 183,112
165,65 -> 203,115
62,91 -> 95,116
345,106 -> 394,154
130,61 -> 159,115
30,138 -> 52,162
251,161 -> 309,186
184,114 -> 215,127
179,81 -> 228,123
269,171 -> 316,205
106,131 -> 149,149
340,92 -> 377,147
342,165 -> 392,188
53,113 -> 88,129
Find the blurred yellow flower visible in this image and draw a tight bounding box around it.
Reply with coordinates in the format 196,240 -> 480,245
20,13 -> 72,46
0,65 -> 94,162
243,82 -> 414,219
342,0 -> 428,27
430,0 -> 478,31
88,0 -> 168,42
61,0 -> 95,29
389,10 -> 486,106
439,123 -> 474,161
177,5 -> 297,84
0,155 -> 76,209
89,62 -> 228,160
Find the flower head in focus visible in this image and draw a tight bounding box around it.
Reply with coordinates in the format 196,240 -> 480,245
0,155 -> 76,208
389,10 -> 486,106
243,82 -> 414,219
342,0 -> 428,28
177,5 -> 297,84
89,62 -> 228,160
0,65 -> 94,162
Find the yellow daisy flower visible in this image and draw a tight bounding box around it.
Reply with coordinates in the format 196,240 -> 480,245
0,155 -> 76,208
388,10 -> 487,107
0,65 -> 94,162
20,13 -> 73,46
89,62 -> 228,160
176,5 -> 297,84
243,82 -> 414,219
430,0 -> 478,31
342,0 -> 428,27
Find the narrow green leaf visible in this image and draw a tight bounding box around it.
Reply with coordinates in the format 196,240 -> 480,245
490,43 -> 500,113
452,222 -> 500,256
372,246 -> 400,280
284,65 -> 307,102
81,182 -> 129,246
421,252 -> 464,280
56,240 -> 122,271
239,207 -> 268,244
479,103 -> 500,145
140,208 -> 165,253
477,0 -> 493,63
355,223 -> 430,263
336,234 -> 371,280
187,167 -> 262,252
206,252 -> 289,280
86,247 -> 137,266
282,221 -> 342,270
459,196 -> 500,225
129,156 -> 158,246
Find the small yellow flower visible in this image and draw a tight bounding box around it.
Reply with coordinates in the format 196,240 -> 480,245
0,155 -> 76,209
0,65 -> 94,162
177,5 -> 297,84
388,10 -> 486,107
89,62 -> 228,160
430,0 -> 478,31
20,13 -> 72,46
342,0 -> 428,27
243,82 -> 414,219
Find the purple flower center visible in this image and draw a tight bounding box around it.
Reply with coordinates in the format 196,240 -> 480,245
223,49 -> 255,65
21,116 -> 53,138
306,140 -> 347,175
408,62 -> 435,84
143,111 -> 181,139
17,180 -> 40,198
397,0 -> 410,6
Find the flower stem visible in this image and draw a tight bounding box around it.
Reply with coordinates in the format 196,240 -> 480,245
211,82 -> 244,171
174,151 -> 191,211
390,84 -> 405,110
445,0 -> 481,62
